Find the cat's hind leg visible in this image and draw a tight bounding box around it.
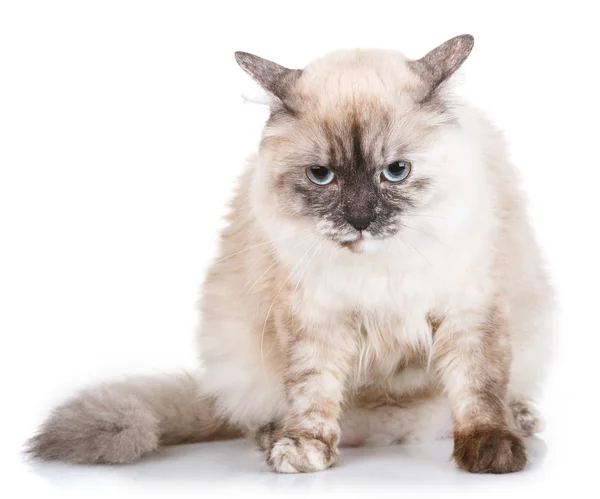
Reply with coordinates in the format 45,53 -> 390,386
338,395 -> 543,448
509,399 -> 544,437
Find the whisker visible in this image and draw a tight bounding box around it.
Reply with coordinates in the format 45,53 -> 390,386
244,232 -> 315,295
402,214 -> 448,220
288,241 -> 324,327
399,235 -> 434,268
401,223 -> 453,252
325,243 -> 335,287
214,227 -> 312,264
259,238 -> 320,370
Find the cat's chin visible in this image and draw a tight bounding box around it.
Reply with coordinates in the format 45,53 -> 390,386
338,233 -> 385,254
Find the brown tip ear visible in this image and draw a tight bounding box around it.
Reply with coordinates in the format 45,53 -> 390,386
234,52 -> 301,102
408,34 -> 474,94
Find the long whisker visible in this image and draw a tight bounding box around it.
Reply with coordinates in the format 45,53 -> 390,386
288,241 -> 324,328
402,214 -> 448,220
260,238 -> 320,370
291,242 -> 323,302
399,235 -> 434,268
214,227 -> 311,264
325,243 -> 335,287
244,232 -> 315,295
401,223 -> 452,251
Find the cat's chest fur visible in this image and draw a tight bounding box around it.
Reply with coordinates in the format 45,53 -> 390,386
297,241 -> 450,387
301,239 -> 449,319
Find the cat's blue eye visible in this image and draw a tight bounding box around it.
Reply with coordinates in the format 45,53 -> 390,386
307,166 -> 335,185
382,160 -> 411,183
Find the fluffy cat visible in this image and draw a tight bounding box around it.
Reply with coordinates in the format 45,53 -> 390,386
28,35 -> 554,474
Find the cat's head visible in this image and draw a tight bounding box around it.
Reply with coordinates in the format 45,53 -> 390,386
236,35 -> 474,253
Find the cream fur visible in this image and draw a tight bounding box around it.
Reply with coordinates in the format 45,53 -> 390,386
28,37 -> 553,474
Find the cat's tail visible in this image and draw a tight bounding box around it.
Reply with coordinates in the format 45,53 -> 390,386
26,372 -> 245,464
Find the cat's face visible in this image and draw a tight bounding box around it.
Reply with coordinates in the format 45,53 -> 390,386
259,88 -> 441,252
237,37 -> 474,252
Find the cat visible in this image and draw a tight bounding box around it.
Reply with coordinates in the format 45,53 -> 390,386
28,35 -> 554,474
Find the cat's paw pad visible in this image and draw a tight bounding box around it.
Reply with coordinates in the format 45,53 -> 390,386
266,435 -> 338,473
453,427 -> 527,474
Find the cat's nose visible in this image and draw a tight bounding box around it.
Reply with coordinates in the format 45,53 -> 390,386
346,215 -> 374,231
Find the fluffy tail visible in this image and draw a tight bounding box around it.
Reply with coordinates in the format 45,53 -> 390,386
27,372 -> 245,464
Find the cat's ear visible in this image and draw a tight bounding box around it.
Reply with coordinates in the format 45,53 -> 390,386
408,34 -> 474,95
234,52 -> 301,103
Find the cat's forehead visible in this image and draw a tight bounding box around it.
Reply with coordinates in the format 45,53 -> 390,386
288,50 -> 430,150
295,49 -> 421,106
263,50 -> 443,170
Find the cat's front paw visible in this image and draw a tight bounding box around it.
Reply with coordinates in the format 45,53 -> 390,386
453,427 -> 527,474
266,434 -> 338,473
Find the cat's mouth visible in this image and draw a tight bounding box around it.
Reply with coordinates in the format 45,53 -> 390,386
339,238 -> 363,253
338,231 -> 382,253
317,224 -> 390,253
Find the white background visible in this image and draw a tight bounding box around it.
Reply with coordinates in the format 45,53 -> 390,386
1,1 -> 598,497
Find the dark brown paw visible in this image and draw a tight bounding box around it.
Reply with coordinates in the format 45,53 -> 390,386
453,427 -> 527,474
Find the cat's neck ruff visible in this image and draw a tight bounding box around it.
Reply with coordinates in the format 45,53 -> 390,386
256,106 -> 497,317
